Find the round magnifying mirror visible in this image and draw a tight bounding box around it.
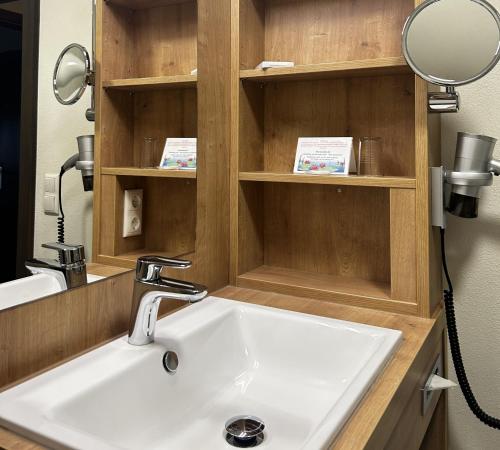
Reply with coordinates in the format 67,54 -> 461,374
403,0 -> 500,86
53,43 -> 92,105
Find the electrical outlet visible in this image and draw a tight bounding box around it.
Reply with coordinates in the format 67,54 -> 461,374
43,174 -> 59,215
123,189 -> 143,237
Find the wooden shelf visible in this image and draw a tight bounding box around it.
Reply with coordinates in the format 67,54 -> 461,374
106,0 -> 195,10
240,57 -> 410,83
98,250 -> 195,269
237,266 -> 417,315
101,167 -> 196,179
239,172 -> 416,189
103,75 -> 197,91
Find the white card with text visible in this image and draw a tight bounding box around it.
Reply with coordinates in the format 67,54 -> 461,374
293,137 -> 355,175
159,138 -> 197,170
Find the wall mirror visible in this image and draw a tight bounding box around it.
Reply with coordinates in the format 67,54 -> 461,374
0,0 -> 127,311
402,0 -> 500,112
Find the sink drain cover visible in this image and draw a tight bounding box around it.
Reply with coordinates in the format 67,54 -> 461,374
225,415 -> 265,448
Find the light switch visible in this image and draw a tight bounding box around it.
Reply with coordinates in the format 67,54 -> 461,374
43,174 -> 59,215
44,174 -> 58,193
43,194 -> 58,215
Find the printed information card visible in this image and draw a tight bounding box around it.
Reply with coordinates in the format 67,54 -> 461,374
293,137 -> 355,175
159,138 -> 197,170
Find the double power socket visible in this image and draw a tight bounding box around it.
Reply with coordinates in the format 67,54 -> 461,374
123,189 -> 143,237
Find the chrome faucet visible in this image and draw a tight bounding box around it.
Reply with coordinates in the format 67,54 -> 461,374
128,256 -> 208,346
25,242 -> 87,290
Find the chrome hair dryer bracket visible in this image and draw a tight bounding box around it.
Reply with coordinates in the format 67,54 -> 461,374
432,132 -> 499,227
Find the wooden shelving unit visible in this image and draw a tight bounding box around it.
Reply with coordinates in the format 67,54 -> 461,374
240,56 -> 410,82
101,167 -> 196,179
103,75 -> 197,91
230,0 -> 441,318
94,0 -> 231,285
239,172 -> 416,189
94,0 -> 441,317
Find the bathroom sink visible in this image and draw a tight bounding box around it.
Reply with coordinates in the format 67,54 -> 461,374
0,273 -> 105,310
0,297 -> 401,449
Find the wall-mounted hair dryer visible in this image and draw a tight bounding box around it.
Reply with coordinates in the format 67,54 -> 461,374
432,132 -> 500,227
76,135 -> 94,191
57,135 -> 94,244
445,133 -> 500,218
432,131 -> 500,430
61,135 -> 94,191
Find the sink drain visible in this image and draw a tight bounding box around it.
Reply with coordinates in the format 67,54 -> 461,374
225,415 -> 265,448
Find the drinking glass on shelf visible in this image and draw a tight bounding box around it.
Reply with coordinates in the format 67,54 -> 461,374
358,137 -> 383,176
140,137 -> 159,168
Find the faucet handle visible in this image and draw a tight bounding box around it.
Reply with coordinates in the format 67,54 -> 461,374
136,255 -> 192,282
42,242 -> 85,265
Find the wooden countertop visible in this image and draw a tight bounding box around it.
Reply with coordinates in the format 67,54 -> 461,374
86,263 -> 131,278
0,286 -> 443,450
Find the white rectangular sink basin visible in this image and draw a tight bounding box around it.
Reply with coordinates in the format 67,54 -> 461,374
0,297 -> 401,449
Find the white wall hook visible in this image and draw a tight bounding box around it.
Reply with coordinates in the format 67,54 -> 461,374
426,374 -> 457,392
422,355 -> 456,415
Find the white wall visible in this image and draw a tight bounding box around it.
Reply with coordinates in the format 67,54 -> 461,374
442,1 -> 500,446
34,0 -> 94,259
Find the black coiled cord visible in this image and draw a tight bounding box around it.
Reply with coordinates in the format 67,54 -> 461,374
57,169 -> 65,244
440,227 -> 500,429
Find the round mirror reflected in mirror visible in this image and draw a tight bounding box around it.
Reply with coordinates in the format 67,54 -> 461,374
403,0 -> 500,86
53,43 -> 92,105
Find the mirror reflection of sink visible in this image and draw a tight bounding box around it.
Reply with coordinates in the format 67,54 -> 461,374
87,273 -> 105,283
0,297 -> 401,449
0,273 -> 105,310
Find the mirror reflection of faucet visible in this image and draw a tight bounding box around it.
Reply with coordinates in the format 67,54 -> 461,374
25,242 -> 87,291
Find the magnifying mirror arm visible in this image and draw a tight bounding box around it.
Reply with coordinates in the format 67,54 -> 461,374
85,71 -> 95,122
428,86 -> 460,113
86,0 -> 96,122
402,0 -> 500,114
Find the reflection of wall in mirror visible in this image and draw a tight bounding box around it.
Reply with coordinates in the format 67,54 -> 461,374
34,0 -> 94,260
